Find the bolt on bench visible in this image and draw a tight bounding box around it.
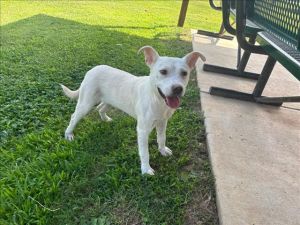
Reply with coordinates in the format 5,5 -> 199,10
205,0 -> 300,106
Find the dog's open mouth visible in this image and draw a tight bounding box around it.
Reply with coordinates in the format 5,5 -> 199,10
157,88 -> 180,109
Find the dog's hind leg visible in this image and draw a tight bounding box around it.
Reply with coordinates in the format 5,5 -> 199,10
65,101 -> 94,140
65,85 -> 102,140
97,103 -> 112,122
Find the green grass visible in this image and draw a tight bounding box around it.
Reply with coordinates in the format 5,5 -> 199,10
0,1 -> 221,224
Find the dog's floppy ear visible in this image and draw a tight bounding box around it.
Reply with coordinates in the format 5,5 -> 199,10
183,52 -> 206,70
138,46 -> 159,67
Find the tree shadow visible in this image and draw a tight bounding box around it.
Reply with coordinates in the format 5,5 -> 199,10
0,14 -> 192,143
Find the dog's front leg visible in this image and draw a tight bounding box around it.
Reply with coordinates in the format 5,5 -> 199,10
137,120 -> 154,175
156,120 -> 173,156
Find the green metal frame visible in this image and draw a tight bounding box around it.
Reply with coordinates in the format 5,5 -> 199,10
197,0 -> 234,40
209,0 -> 221,10
203,0 -> 266,80
298,28 -> 300,50
208,0 -> 300,105
256,33 -> 300,80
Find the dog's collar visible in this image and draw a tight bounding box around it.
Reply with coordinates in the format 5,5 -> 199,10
157,87 -> 166,99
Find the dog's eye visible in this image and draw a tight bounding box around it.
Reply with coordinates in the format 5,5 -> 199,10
181,71 -> 188,76
160,69 -> 168,75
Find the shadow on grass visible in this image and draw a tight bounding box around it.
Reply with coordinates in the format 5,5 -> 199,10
0,14 -> 218,225
0,14 -> 192,143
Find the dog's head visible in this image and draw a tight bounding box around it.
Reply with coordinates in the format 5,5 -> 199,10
138,46 -> 206,109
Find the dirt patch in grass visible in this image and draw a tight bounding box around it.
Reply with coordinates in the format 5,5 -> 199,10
110,196 -> 143,225
184,141 -> 219,225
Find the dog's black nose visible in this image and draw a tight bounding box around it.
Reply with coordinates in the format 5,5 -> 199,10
172,86 -> 183,96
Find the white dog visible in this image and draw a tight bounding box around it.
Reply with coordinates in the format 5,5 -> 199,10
61,46 -> 205,175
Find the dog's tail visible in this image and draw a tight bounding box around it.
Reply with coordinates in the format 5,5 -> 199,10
60,84 -> 79,100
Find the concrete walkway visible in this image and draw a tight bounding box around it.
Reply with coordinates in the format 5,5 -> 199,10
193,33 -> 300,225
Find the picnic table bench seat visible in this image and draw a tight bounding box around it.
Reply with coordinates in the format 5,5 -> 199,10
206,0 -> 300,106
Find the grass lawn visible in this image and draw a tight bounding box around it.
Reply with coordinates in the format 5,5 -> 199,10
0,1 -> 221,224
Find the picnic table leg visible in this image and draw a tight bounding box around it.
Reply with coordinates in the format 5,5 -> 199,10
237,35 -> 256,72
251,56 -> 299,104
196,0 -> 233,40
237,45 -> 241,67
209,0 -> 221,10
209,55 -> 295,106
203,64 -> 260,80
218,23 -> 225,35
197,22 -> 234,40
178,0 -> 189,27
203,34 -> 260,80
252,56 -> 276,97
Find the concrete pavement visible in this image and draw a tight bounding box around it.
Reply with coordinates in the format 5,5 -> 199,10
193,33 -> 300,225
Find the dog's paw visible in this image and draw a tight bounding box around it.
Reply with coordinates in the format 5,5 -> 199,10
104,116 -> 113,122
100,113 -> 113,122
141,166 -> 155,175
65,133 -> 74,141
159,146 -> 173,156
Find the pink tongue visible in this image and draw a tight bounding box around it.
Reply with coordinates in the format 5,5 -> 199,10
166,96 -> 180,108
